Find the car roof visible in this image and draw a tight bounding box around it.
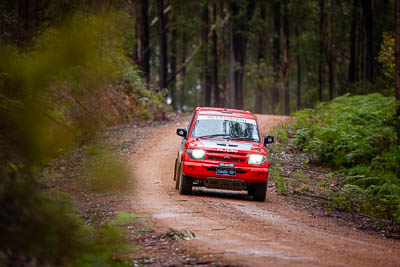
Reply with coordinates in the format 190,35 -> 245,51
195,107 -> 255,120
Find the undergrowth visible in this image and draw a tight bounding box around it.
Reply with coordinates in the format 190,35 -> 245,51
0,9 -> 165,265
0,166 -> 134,266
274,93 -> 400,223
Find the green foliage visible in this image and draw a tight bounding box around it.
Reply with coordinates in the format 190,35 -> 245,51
377,32 -> 395,83
0,9 -> 168,164
289,93 -> 400,222
271,167 -> 288,195
84,145 -> 131,192
0,167 -> 133,266
0,8 -> 166,265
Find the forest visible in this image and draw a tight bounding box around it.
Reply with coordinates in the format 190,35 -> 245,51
0,0 -> 399,265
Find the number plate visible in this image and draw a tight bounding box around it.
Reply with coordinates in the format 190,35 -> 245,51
216,168 -> 236,176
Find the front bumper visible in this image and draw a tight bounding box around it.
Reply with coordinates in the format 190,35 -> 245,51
181,160 -> 268,184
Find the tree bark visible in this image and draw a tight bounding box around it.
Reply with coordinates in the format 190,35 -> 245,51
170,12 -> 177,110
229,19 -> 236,108
361,0 -> 373,82
327,0 -> 335,100
255,1 -> 266,114
213,3 -> 221,107
139,0 -> 150,85
349,0 -> 358,83
319,0 -> 325,102
228,0 -> 256,109
157,0 -> 168,91
166,14 -> 230,86
179,30 -> 187,111
296,25 -> 301,110
283,0 -> 290,115
132,2 -> 140,64
201,3 -> 211,107
395,0 -> 400,145
272,0 -> 281,113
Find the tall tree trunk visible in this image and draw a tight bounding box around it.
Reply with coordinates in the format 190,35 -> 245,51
357,15 -> 363,82
133,3 -> 140,64
319,0 -> 325,102
219,2 -> 229,107
349,0 -> 358,83
272,0 -> 281,113
296,26 -> 301,110
283,0 -> 290,115
201,3 -> 211,107
229,19 -> 236,108
228,0 -> 256,109
170,13 -> 177,110
157,0 -> 168,91
362,0 -> 373,82
139,0 -> 150,85
395,0 -> 400,145
327,0 -> 335,100
213,3 -> 221,107
255,2 -> 266,114
179,31 -> 187,111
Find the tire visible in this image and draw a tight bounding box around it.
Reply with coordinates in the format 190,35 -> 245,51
174,159 -> 179,190
178,163 -> 192,195
247,184 -> 255,196
253,182 -> 267,202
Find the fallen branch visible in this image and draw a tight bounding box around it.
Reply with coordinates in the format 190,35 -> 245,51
166,14 -> 230,86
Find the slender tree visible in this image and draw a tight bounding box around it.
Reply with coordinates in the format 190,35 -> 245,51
212,3 -> 221,107
157,0 -> 168,91
228,0 -> 256,109
132,3 -> 139,64
139,0 -> 150,85
349,0 -> 358,83
327,0 -> 335,100
170,12 -> 177,110
179,30 -> 187,111
201,2 -> 211,107
396,0 -> 400,145
255,1 -> 266,114
295,25 -> 301,110
283,0 -> 290,115
318,0 -> 325,102
272,0 -> 281,113
361,0 -> 373,82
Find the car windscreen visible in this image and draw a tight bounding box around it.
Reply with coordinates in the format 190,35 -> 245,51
191,115 -> 260,142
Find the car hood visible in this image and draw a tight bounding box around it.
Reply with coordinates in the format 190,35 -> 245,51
187,138 -> 265,153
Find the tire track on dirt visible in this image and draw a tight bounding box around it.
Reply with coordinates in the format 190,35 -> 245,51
130,115 -> 400,267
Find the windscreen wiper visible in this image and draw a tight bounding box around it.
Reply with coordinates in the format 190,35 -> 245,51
229,137 -> 259,142
196,134 -> 231,139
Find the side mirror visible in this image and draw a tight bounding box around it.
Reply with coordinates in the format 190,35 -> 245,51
176,128 -> 187,138
263,135 -> 274,146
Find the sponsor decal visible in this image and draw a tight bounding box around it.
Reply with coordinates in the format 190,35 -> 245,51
217,148 -> 238,153
197,115 -> 256,125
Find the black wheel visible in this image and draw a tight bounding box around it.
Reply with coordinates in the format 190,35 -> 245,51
247,184 -> 255,196
253,182 -> 267,202
174,159 -> 179,190
178,164 -> 192,195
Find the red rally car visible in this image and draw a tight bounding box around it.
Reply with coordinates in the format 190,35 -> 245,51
174,107 -> 274,201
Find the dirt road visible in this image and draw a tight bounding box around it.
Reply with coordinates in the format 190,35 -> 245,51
130,115 -> 400,266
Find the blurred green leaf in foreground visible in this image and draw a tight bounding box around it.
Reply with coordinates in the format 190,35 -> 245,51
0,8 -> 146,266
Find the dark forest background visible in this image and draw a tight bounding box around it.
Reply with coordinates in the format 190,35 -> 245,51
1,0 -> 396,114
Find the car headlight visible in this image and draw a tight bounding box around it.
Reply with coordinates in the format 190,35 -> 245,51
187,149 -> 205,160
248,154 -> 267,165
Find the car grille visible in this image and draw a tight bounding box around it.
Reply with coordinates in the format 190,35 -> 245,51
207,156 -> 245,163
206,150 -> 247,163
